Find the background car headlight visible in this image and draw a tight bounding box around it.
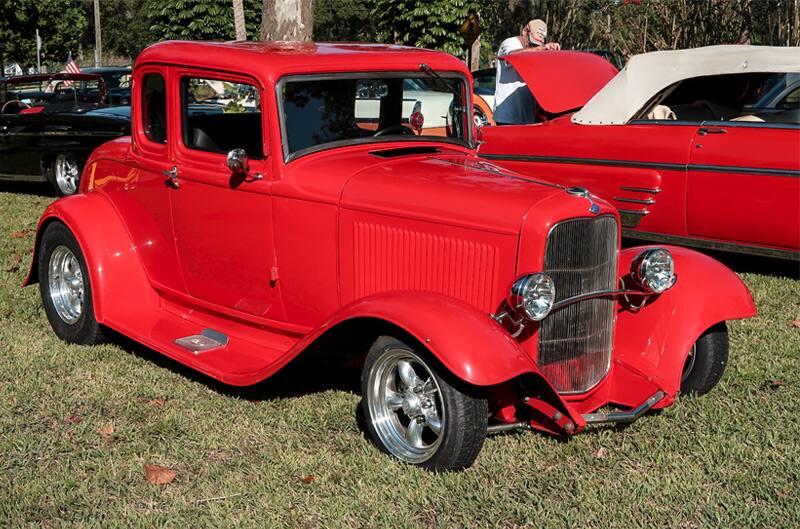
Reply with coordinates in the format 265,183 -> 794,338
508,273 -> 556,321
632,248 -> 677,293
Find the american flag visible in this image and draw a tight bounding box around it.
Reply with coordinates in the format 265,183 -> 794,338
61,52 -> 80,87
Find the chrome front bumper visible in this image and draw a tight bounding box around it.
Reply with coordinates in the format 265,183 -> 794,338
582,390 -> 667,424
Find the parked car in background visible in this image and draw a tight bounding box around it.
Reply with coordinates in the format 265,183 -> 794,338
0,72 -> 130,195
26,41 -> 755,472
479,45 -> 800,260
83,66 -> 132,105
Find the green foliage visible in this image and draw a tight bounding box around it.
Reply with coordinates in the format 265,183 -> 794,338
315,0 -> 377,41
81,0 -> 153,62
0,0 -> 88,68
145,0 -> 261,42
373,0 -> 481,57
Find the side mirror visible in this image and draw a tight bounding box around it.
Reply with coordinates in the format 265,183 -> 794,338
226,148 -> 248,174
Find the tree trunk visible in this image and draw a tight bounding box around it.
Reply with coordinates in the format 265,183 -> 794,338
233,0 -> 247,41
738,0 -> 752,44
260,0 -> 315,41
94,0 -> 102,67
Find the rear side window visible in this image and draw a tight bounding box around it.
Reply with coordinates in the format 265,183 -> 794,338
180,77 -> 263,158
142,74 -> 167,144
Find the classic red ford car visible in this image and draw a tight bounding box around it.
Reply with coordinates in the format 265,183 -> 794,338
479,46 -> 800,260
25,41 -> 756,471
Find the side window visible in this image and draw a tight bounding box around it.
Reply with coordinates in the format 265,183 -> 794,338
180,77 -> 263,159
142,74 -> 167,144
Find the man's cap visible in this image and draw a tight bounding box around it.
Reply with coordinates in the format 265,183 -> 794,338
526,19 -> 547,46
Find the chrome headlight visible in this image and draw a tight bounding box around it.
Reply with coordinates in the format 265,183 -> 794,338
508,273 -> 556,321
631,248 -> 677,293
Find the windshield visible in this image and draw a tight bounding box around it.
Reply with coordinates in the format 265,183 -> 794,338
279,73 -> 471,160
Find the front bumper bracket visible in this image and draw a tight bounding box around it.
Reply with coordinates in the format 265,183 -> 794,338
582,390 -> 666,424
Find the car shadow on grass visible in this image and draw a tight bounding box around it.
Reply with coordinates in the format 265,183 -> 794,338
622,237 -> 799,279
106,328 -> 362,403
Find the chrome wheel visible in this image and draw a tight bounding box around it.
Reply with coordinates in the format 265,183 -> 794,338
47,245 -> 84,324
54,153 -> 80,195
366,348 -> 445,463
473,105 -> 490,128
681,343 -> 697,383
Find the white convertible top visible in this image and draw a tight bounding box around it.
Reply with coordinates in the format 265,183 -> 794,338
572,45 -> 800,125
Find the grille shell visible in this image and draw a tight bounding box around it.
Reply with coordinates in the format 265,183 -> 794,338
538,216 -> 619,394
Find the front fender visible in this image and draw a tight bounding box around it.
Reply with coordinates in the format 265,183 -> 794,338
303,291 -> 542,387
24,193 -> 158,326
614,245 -> 756,398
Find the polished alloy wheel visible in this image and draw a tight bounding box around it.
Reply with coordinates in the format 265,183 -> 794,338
681,343 -> 697,383
54,153 -> 80,195
47,245 -> 84,324
367,348 -> 445,463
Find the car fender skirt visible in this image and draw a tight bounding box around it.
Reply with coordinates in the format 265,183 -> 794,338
613,245 -> 756,398
311,292 -> 549,388
24,193 -> 158,326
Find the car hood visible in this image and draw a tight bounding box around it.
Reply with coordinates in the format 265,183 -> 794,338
501,50 -> 617,114
340,152 -> 602,235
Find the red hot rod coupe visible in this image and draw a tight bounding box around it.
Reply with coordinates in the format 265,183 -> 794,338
479,45 -> 800,260
25,41 -> 756,471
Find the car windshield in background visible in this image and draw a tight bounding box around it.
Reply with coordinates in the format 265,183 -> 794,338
280,74 -> 470,160
1,78 -> 104,113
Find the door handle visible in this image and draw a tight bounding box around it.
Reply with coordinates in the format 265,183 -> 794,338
697,127 -> 727,135
162,165 -> 179,188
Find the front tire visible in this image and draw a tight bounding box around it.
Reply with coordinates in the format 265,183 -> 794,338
38,222 -> 105,345
361,336 -> 488,472
680,323 -> 729,396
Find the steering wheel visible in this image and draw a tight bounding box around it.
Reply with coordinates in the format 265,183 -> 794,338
373,125 -> 415,137
2,100 -> 30,114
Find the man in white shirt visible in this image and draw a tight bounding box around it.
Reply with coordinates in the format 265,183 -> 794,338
493,19 -> 560,125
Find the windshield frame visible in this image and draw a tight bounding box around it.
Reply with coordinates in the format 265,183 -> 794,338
275,70 -> 474,163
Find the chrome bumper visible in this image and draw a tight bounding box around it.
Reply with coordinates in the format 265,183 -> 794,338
582,390 -> 666,424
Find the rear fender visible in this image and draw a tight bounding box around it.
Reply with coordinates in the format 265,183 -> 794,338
24,193 -> 157,325
614,245 -> 756,398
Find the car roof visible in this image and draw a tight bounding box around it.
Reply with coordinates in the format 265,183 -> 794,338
573,44 -> 800,125
135,41 -> 471,85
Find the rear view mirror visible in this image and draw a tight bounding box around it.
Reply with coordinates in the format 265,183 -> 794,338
226,148 -> 248,174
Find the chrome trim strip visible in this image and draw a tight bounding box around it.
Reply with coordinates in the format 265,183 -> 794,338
550,288 -> 646,312
4,131 -> 123,138
690,164 -> 799,178
622,229 -> 800,261
620,186 -> 661,194
480,154 -> 800,178
629,119 -> 800,131
618,208 -> 649,216
583,390 -> 666,424
0,172 -> 48,182
614,196 -> 655,205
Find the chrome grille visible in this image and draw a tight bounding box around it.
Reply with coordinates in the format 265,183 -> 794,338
538,216 -> 618,393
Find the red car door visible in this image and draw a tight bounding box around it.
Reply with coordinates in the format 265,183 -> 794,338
168,69 -> 285,320
687,122 -> 800,253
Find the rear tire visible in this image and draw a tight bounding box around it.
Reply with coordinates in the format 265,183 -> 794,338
38,222 -> 105,345
680,323 -> 728,396
361,336 -> 487,472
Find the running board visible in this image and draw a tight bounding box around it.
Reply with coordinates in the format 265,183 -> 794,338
174,328 -> 229,354
582,390 -> 666,424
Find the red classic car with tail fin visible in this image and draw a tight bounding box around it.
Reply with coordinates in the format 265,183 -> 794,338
479,45 -> 800,260
25,41 -> 755,471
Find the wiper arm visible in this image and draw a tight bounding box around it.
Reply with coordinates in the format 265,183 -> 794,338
418,63 -> 460,98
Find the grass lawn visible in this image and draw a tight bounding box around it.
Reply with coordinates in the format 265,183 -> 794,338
1,184 -> 798,528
